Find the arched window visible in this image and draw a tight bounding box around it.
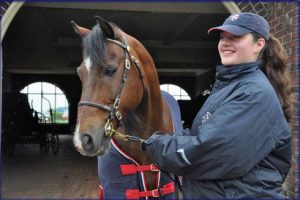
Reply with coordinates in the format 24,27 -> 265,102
160,84 -> 191,100
20,82 -> 69,124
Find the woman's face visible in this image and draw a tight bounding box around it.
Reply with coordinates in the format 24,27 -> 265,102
218,31 -> 265,66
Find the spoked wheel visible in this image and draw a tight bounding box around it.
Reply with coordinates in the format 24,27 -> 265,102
51,134 -> 59,155
45,136 -> 51,153
40,133 -> 50,153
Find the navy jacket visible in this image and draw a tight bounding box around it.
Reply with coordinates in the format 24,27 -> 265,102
144,61 -> 291,199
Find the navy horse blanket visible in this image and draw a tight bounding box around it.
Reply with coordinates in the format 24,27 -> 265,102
97,91 -> 183,199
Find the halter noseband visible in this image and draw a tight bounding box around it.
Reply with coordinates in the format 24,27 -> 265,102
78,36 -> 144,141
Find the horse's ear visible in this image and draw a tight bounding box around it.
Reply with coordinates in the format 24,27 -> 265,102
95,16 -> 115,39
71,20 -> 90,37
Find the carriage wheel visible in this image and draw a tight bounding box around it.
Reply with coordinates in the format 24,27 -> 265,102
45,141 -> 50,153
39,135 -> 46,152
51,134 -> 59,155
42,134 -> 51,153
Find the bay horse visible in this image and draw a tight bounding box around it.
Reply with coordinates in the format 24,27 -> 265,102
72,17 -> 183,199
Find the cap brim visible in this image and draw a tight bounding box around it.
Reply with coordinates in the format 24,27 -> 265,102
208,25 -> 251,36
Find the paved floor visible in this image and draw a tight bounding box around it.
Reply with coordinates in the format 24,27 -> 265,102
1,135 -> 99,199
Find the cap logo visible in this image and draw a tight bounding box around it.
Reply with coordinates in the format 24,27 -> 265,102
229,14 -> 239,21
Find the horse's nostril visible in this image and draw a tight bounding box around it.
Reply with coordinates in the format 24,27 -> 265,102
82,134 -> 94,151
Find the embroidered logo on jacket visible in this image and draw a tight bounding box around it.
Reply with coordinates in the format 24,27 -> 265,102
201,112 -> 211,124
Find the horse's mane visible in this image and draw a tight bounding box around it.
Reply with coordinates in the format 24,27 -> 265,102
82,22 -> 125,66
122,93 -> 154,138
82,25 -> 106,67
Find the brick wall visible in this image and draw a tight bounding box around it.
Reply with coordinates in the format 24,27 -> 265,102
235,1 -> 299,199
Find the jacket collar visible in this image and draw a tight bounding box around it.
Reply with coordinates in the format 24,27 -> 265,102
216,61 -> 261,81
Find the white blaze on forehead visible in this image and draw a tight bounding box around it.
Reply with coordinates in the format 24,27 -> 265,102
84,57 -> 92,72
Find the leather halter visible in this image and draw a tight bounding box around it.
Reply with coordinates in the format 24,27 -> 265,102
78,36 -> 144,140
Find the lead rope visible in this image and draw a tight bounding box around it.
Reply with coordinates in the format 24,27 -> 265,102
104,118 -> 145,143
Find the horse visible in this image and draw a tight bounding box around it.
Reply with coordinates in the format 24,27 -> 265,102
72,16 -> 183,199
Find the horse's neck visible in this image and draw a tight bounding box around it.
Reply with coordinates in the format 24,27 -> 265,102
113,33 -> 173,189
144,90 -> 173,133
122,33 -> 173,136
115,85 -> 172,159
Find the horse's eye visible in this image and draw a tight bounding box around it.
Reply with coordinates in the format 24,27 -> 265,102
104,67 -> 117,76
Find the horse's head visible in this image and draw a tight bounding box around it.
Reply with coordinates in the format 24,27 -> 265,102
72,17 -> 146,157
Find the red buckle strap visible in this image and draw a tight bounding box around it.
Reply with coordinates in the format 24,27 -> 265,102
125,182 -> 175,199
99,185 -> 104,200
120,164 -> 159,175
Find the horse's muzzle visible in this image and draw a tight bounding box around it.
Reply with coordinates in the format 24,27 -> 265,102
82,133 -> 94,151
73,129 -> 109,157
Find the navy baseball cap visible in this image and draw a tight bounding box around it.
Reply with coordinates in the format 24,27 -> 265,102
208,13 -> 270,40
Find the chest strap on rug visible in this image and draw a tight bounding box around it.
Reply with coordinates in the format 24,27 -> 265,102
120,164 -> 159,175
98,185 -> 104,200
125,182 -> 175,199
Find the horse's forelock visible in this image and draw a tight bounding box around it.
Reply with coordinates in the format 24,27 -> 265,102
82,24 -> 107,68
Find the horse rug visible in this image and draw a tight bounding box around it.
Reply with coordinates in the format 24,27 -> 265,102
98,91 -> 183,199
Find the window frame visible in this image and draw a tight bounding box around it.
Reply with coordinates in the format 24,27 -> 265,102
160,84 -> 191,100
20,82 -> 69,124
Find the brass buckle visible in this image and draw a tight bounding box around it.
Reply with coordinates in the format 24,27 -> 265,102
104,120 -> 114,137
131,55 -> 139,63
150,164 -> 159,172
126,45 -> 130,53
125,59 -> 131,69
115,111 -> 122,120
152,189 -> 159,198
113,98 -> 120,109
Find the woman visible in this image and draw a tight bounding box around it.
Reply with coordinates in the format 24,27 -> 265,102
142,13 -> 292,199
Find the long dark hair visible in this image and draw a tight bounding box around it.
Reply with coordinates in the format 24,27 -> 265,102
253,33 -> 292,122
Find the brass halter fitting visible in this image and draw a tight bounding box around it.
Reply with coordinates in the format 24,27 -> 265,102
113,98 -> 122,120
131,55 -> 138,63
115,111 -> 122,120
113,98 -> 120,109
126,45 -> 130,53
125,59 -> 131,69
104,119 -> 128,141
104,120 -> 114,137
